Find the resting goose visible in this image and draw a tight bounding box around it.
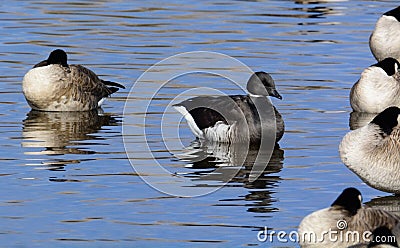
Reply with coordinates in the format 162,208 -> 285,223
22,49 -> 125,111
348,226 -> 399,247
298,188 -> 400,248
370,6 -> 400,62
350,57 -> 400,113
173,71 -> 284,144
339,107 -> 400,194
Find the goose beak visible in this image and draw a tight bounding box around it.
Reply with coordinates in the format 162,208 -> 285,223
271,89 -> 282,100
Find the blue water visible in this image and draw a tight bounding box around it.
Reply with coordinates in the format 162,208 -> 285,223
0,0 -> 398,247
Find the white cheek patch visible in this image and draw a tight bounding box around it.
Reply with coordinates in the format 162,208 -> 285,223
395,62 -> 399,73
358,194 -> 362,204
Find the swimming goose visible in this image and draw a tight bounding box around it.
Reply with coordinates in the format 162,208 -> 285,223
173,71 -> 284,144
350,57 -> 400,113
298,188 -> 400,248
22,49 -> 125,111
370,6 -> 400,62
339,107 -> 400,194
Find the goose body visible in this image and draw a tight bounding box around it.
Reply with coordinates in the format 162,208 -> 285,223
174,71 -> 284,144
298,188 -> 400,248
370,6 -> 400,62
350,58 -> 400,113
339,107 -> 400,194
22,49 -> 125,111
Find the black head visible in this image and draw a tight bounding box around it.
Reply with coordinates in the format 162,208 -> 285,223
47,49 -> 68,67
368,226 -> 397,248
371,106 -> 400,136
246,71 -> 282,99
372,57 -> 400,76
384,6 -> 400,22
331,187 -> 362,216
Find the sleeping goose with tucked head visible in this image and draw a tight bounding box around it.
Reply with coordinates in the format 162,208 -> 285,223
298,188 -> 400,248
173,71 -> 284,144
339,107 -> 400,194
22,49 -> 125,111
350,57 -> 400,113
370,6 -> 400,62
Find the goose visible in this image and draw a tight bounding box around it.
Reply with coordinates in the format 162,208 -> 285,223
173,71 -> 284,144
350,57 -> 400,113
339,107 -> 400,194
22,49 -> 125,111
370,6 -> 400,62
298,188 -> 400,248
348,226 -> 399,248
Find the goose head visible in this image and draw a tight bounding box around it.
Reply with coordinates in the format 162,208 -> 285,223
331,187 -> 362,216
246,71 -> 282,99
368,226 -> 398,247
47,49 -> 68,67
34,49 -> 68,68
371,106 -> 400,136
372,57 -> 400,77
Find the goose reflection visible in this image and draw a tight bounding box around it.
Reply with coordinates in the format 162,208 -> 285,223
22,110 -> 118,169
178,141 -> 283,173
349,112 -> 377,130
293,0 -> 348,18
294,0 -> 348,4
365,195 -> 400,216
177,141 -> 284,213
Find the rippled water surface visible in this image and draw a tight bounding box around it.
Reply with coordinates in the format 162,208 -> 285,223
1,0 -> 398,247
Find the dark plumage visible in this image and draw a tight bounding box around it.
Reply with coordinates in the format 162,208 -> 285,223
174,71 -> 284,143
384,6 -> 400,22
373,58 -> 400,77
371,106 -> 400,136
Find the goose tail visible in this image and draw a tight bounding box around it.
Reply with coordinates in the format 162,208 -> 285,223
102,80 -> 125,94
173,105 -> 204,139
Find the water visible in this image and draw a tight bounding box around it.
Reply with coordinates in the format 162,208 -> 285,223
0,0 -> 398,247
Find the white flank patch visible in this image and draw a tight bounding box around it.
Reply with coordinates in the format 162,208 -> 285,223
174,106 -> 204,139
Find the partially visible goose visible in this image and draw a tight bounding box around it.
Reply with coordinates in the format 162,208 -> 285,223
173,71 -> 284,144
370,6 -> 400,62
350,57 -> 400,113
22,49 -> 125,111
298,188 -> 400,248
339,107 -> 400,194
348,226 -> 399,248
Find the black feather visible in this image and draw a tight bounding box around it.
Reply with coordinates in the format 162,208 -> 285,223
372,57 -> 400,76
384,6 -> 400,22
331,187 -> 362,216
102,80 -> 125,89
371,106 -> 400,136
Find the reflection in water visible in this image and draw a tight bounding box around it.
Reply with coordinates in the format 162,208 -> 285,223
294,0 -> 348,4
365,195 -> 400,216
22,109 -> 118,170
349,112 -> 377,130
178,140 -> 284,213
293,0 -> 348,18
